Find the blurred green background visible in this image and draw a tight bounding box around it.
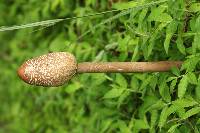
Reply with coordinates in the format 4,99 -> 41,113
1,0 -> 200,132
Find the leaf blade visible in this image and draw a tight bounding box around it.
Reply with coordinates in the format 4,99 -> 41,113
178,75 -> 188,98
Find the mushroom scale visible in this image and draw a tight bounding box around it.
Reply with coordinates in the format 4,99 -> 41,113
17,52 -> 77,87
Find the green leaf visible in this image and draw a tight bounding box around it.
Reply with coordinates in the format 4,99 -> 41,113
176,35 -> 186,55
105,43 -> 118,50
178,75 -> 188,98
118,120 -> 131,133
49,34 -> 66,51
181,107 -> 200,120
160,104 -> 182,123
167,124 -> 181,133
134,73 -> 147,81
172,98 -> 198,108
159,14 -> 173,23
65,82 -> 82,94
192,35 -> 200,54
150,110 -> 158,129
196,15 -> 200,28
176,107 -> 185,118
94,50 -> 104,62
148,5 -> 167,22
190,18 -> 196,32
112,1 -> 139,10
147,100 -> 166,111
147,22 -> 168,57
181,56 -> 200,72
171,66 -> 180,76
149,75 -> 158,91
195,81 -> 200,99
103,88 -> 124,99
130,76 -> 139,91
164,21 -> 178,54
170,78 -> 177,93
140,75 -> 152,90
116,74 -> 127,88
91,73 -> 107,86
164,34 -> 171,54
131,44 -> 139,61
51,0 -> 61,11
138,8 -> 148,30
159,82 -> 171,102
187,72 -> 197,85
197,118 -> 200,125
117,35 -> 130,52
117,91 -> 130,108
166,77 -> 177,82
194,126 -> 200,133
132,119 -> 149,132
138,96 -> 159,118
100,119 -> 113,133
147,41 -> 155,57
158,106 -> 168,128
189,3 -> 200,12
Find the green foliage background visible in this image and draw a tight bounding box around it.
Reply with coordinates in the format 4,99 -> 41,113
1,0 -> 200,132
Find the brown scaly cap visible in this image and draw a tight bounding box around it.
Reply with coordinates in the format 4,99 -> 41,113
17,52 -> 77,87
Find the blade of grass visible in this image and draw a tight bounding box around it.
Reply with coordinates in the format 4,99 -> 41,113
0,9 -> 121,32
0,0 -> 168,32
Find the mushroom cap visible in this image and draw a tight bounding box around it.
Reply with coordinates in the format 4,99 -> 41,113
17,52 -> 77,87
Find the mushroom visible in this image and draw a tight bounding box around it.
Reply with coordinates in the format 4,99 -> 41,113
18,52 -> 182,87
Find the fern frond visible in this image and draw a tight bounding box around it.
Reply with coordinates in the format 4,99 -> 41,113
78,0 -> 168,40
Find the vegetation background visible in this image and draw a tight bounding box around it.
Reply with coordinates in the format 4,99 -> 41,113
0,0 -> 200,132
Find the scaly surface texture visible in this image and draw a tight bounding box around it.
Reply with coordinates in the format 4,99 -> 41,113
18,52 -> 77,86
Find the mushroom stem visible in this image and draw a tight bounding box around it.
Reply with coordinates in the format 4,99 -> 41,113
77,61 -> 183,73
